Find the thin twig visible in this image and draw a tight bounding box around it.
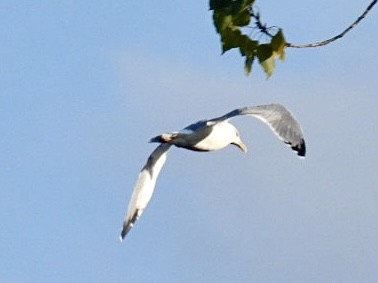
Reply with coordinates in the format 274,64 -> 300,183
286,0 -> 377,48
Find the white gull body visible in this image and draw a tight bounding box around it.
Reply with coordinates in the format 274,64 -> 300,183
120,104 -> 306,240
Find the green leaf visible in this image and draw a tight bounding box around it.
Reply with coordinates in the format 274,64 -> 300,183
209,0 -> 231,11
256,44 -> 273,61
232,9 -> 251,27
239,35 -> 258,57
220,28 -> 242,53
259,56 -> 275,77
271,29 -> 286,61
244,55 -> 255,75
243,0 -> 255,9
210,0 -> 253,14
257,44 -> 275,77
233,0 -> 255,13
213,12 -> 233,33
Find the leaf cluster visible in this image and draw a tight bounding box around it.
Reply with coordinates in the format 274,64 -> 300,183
209,0 -> 286,77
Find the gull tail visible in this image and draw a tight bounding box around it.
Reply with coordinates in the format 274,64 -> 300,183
149,133 -> 177,143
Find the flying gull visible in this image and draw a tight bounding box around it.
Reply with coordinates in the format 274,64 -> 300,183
120,104 -> 306,240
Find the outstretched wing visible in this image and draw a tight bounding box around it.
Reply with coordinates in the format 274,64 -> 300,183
211,104 -> 306,157
120,143 -> 171,240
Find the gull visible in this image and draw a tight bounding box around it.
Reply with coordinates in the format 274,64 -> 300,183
120,104 -> 306,240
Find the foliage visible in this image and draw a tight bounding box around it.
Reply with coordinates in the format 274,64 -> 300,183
210,0 -> 377,77
210,0 -> 287,77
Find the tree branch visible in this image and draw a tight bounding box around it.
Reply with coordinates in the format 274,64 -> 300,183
286,0 -> 377,48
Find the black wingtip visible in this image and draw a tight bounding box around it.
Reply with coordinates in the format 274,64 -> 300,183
292,139 -> 306,158
120,224 -> 133,242
120,211 -> 141,242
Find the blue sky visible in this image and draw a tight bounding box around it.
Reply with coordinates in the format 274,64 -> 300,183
1,1 -> 378,282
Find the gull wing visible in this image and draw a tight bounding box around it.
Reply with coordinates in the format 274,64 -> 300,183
120,143 -> 171,240
211,104 -> 306,157
181,119 -> 213,133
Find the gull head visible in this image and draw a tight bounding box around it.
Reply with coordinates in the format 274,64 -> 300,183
230,129 -> 247,153
218,122 -> 247,153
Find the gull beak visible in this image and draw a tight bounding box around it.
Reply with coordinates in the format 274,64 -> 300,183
233,140 -> 248,153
